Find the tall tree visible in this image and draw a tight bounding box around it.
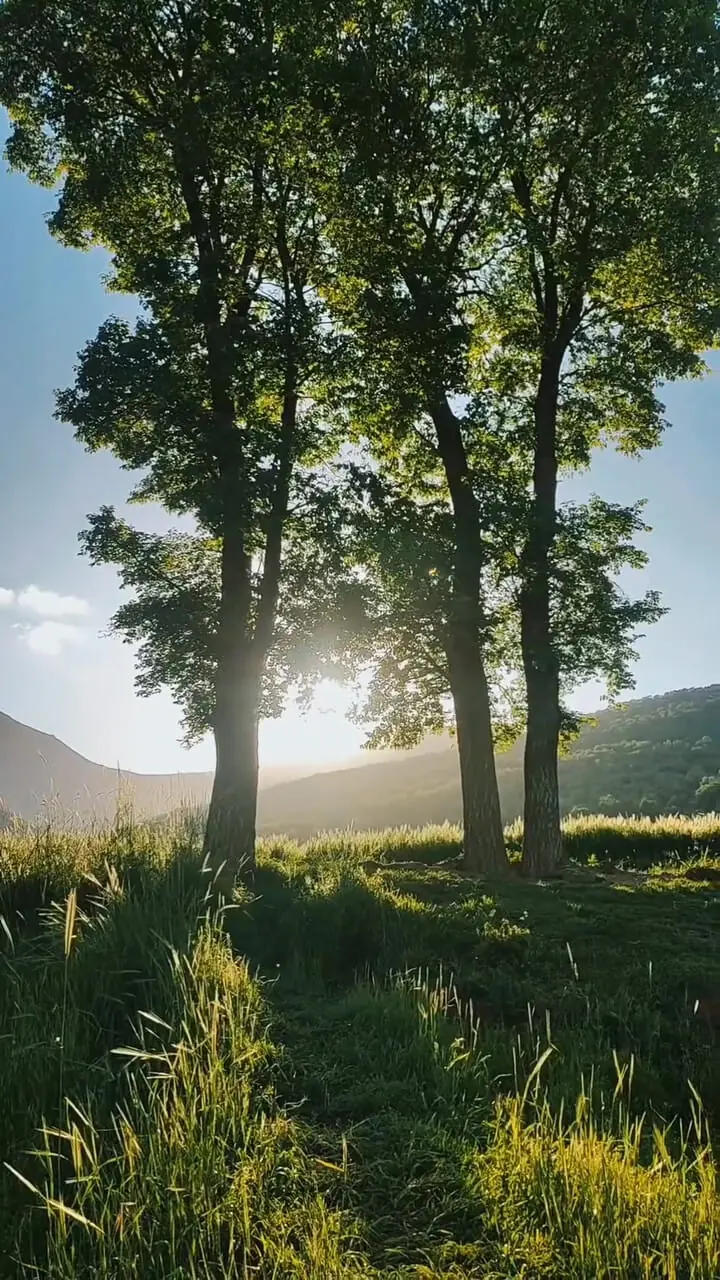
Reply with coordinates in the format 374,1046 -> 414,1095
340,463 -> 525,755
0,0 -> 336,890
461,0 -> 720,872
317,1 -> 510,871
342,463 -> 662,778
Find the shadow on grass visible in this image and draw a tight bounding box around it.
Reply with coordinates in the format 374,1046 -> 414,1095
224,858 -> 720,1269
237,865 -> 720,1111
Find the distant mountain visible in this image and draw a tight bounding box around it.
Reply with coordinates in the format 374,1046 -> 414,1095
0,708 -> 443,824
3,685 -> 720,832
0,710 -> 214,822
258,686 -> 720,837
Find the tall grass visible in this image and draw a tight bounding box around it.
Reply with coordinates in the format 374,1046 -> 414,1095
475,1091 -> 720,1277
527,811 -> 720,866
262,812 -> 720,870
8,927 -> 355,1278
1,814 -> 719,1275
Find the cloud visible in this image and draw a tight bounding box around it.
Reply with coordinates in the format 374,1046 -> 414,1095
16,585 -> 90,619
0,585 -> 92,656
19,621 -> 87,657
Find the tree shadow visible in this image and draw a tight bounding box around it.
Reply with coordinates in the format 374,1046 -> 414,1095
231,859 -> 720,1267
229,858 -> 720,1246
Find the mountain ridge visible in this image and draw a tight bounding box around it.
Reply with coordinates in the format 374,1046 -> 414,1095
0,707 -> 445,822
257,684 -> 720,835
2,684 -> 720,830
0,709 -> 214,822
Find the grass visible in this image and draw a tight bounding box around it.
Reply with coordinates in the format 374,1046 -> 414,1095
1,812 -> 720,1275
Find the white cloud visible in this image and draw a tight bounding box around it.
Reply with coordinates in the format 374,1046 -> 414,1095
19,621 -> 87,657
0,586 -> 92,655
16,585 -> 90,619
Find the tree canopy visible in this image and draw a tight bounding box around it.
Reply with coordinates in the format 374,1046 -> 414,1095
1,0 -> 719,879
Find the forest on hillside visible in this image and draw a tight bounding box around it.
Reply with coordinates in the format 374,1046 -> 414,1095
504,685 -> 720,819
257,686 -> 720,835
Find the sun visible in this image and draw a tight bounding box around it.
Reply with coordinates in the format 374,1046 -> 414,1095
259,681 -> 365,768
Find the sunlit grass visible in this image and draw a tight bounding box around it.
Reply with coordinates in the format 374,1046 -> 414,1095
8,927 -> 355,1278
473,1090 -> 720,1277
1,813 -> 720,1275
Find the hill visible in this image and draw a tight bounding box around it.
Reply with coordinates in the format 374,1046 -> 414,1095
0,710 -> 215,822
258,685 -> 720,836
0,709 -> 454,824
0,708 -> 433,823
3,684 -> 720,831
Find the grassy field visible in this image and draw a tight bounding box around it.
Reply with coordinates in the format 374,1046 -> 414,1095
1,813 -> 720,1276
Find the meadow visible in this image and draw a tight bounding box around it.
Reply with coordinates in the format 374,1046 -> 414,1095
1,812 -> 720,1277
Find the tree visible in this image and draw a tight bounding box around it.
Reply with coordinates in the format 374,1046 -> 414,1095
81,515 -> 220,746
550,497 -> 665,711
341,461 -> 662,806
0,0 -> 338,890
314,0 -> 720,874
695,776 -> 720,814
339,462 -> 525,756
317,1 -> 511,871
80,497 -> 365,749
462,0 -> 720,872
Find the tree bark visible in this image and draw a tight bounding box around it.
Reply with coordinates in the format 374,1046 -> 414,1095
204,364 -> 297,898
429,395 -> 508,874
176,147 -> 274,896
521,617 -> 562,876
521,354 -> 563,875
448,642 -> 509,875
204,676 -> 260,898
203,516 -> 259,895
510,168 -> 589,876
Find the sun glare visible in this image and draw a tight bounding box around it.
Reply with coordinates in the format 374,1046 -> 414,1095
259,681 -> 364,768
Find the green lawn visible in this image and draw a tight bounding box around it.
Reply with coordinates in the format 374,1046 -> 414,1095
1,816 -> 720,1276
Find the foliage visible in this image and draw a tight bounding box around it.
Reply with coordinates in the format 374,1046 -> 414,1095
552,687 -> 720,820
81,496 -> 365,744
82,513 -> 220,742
695,775 -> 720,814
471,0 -> 720,455
341,465 -> 664,751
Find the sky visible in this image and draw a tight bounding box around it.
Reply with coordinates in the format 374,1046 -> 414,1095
1,147 -> 719,774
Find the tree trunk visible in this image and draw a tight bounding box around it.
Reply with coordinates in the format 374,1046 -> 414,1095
174,148 -> 278,897
521,604 -> 563,876
204,680 -> 260,899
428,395 -> 508,874
203,363 -> 297,899
448,643 -> 508,875
203,517 -> 258,898
521,353 -> 563,876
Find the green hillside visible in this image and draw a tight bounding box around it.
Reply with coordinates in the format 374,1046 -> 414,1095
504,685 -> 720,819
258,685 -> 720,836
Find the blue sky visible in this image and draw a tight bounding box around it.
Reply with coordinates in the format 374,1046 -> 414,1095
1,150 -> 718,774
